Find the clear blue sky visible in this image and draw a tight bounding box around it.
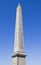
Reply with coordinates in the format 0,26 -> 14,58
0,0 -> 41,65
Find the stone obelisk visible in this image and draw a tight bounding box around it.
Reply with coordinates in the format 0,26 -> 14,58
12,3 -> 26,65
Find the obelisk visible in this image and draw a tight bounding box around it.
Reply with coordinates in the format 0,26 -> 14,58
12,3 -> 26,65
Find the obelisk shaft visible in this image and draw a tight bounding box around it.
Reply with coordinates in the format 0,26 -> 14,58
14,4 -> 24,54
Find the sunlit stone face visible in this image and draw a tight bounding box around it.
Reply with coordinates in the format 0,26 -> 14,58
12,57 -> 17,65
14,4 -> 24,53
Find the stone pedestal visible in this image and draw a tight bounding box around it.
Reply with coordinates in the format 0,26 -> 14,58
12,54 -> 26,65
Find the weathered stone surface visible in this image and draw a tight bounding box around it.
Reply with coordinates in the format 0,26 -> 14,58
14,4 -> 24,53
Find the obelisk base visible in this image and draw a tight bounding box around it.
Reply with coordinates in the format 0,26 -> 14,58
12,53 -> 26,65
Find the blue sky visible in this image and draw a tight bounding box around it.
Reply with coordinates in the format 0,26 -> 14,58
0,0 -> 41,65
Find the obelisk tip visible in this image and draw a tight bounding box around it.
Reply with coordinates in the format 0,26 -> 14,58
17,3 -> 21,8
